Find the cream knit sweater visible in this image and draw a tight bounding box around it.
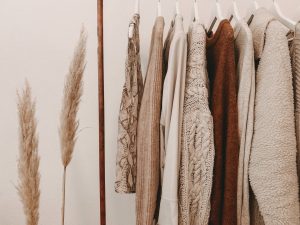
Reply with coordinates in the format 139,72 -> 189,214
178,22 -> 214,225
249,8 -> 300,225
234,21 -> 255,225
158,15 -> 187,225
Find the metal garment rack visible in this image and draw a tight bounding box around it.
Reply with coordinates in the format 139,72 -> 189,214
97,0 -> 106,224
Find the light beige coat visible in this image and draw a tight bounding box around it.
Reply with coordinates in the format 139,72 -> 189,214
234,21 -> 255,225
158,15 -> 187,225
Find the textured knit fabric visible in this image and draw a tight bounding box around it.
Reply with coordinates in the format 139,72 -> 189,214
178,22 -> 214,225
234,21 -> 255,225
115,14 -> 144,193
158,15 -> 187,225
291,22 -> 300,192
136,16 -> 164,225
206,20 -> 239,225
249,8 -> 300,225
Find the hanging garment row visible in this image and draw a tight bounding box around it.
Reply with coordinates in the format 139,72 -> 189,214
115,2 -> 300,225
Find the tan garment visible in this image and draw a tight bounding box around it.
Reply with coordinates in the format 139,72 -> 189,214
158,15 -> 187,225
249,8 -> 300,225
136,17 -> 164,225
234,21 -> 255,225
115,14 -> 144,193
291,22 -> 300,192
178,22 -> 214,225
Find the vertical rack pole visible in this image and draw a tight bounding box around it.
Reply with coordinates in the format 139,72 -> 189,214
97,0 -> 106,224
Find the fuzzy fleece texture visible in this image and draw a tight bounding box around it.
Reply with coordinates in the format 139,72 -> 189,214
249,8 -> 300,225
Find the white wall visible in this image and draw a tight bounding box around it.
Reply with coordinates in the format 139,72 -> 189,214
0,0 -> 99,224
104,0 -> 299,224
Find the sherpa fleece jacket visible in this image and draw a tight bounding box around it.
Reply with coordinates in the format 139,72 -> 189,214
249,8 -> 300,225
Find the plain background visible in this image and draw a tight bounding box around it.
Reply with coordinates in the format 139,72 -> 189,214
0,0 -> 99,224
104,0 -> 300,224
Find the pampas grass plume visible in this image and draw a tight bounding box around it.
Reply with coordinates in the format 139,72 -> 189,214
17,81 -> 40,225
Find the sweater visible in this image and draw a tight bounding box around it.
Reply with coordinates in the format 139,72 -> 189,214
115,14 -> 144,193
178,22 -> 215,225
234,21 -> 255,225
291,22 -> 300,193
158,15 -> 187,225
206,20 -> 239,225
249,8 -> 300,225
136,16 -> 164,225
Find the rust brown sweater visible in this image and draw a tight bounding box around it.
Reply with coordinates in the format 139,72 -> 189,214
206,20 -> 239,225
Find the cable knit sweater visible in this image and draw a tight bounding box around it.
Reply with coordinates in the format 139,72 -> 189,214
136,16 -> 164,225
158,15 -> 187,225
234,21 -> 255,225
178,22 -> 214,225
249,8 -> 300,225
291,22 -> 300,193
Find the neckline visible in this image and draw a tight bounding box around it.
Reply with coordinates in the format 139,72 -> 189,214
206,19 -> 230,48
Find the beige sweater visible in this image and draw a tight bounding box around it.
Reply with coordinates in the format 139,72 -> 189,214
158,15 -> 187,225
291,22 -> 300,193
249,8 -> 300,225
136,16 -> 164,225
234,21 -> 255,225
178,22 -> 214,225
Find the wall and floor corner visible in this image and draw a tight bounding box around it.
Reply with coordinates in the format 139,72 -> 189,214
0,0 -> 100,224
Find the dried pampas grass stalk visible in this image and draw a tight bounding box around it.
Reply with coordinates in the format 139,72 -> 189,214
17,81 -> 40,225
59,27 -> 87,225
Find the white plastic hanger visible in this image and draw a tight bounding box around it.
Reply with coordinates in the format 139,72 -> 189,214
129,0 -> 140,38
228,0 -> 241,23
246,0 -> 259,25
207,0 -> 224,33
157,0 -> 162,17
176,0 -> 180,15
270,0 -> 296,30
194,0 -> 200,22
134,0 -> 140,14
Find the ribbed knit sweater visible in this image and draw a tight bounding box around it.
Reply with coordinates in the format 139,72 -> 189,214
206,20 -> 239,225
136,16 -> 164,225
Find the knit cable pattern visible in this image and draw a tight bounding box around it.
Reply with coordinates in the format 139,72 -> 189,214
179,23 -> 215,225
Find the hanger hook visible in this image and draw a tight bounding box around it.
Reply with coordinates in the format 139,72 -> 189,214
176,0 -> 180,14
